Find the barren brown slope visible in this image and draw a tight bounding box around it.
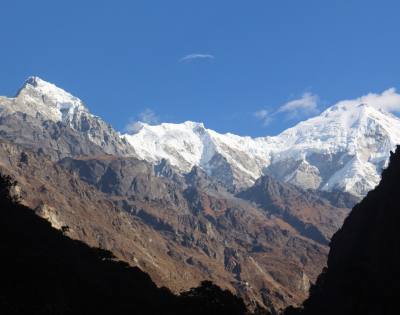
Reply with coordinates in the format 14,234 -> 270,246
0,139 -> 334,312
238,175 -> 352,244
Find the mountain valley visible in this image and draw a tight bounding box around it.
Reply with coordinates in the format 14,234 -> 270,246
0,77 -> 399,312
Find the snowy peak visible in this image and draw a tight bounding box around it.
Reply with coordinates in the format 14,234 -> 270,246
125,121 -> 214,171
20,76 -> 41,90
266,102 -> 400,196
14,76 -> 88,123
19,76 -> 81,105
19,76 -> 54,92
0,77 -> 135,157
124,120 -> 273,190
278,101 -> 400,152
124,101 -> 400,197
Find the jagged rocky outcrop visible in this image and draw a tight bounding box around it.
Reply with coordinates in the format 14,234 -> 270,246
58,156 -> 186,206
285,146 -> 400,315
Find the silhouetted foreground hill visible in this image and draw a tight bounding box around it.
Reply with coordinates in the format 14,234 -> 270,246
0,175 -> 254,315
284,146 -> 400,315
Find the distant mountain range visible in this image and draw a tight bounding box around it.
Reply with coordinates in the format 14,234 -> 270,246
0,77 -> 398,312
2,76 -> 400,197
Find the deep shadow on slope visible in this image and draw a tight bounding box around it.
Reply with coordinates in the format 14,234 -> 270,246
284,146 -> 400,315
0,175 -> 253,315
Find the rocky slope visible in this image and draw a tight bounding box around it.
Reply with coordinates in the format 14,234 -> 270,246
238,175 -> 351,245
285,146 -> 400,315
0,139 -> 346,312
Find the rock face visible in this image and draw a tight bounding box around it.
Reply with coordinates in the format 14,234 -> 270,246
285,146 -> 400,315
238,175 -> 350,245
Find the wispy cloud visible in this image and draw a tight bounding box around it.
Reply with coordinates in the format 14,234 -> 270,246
254,88 -> 400,128
126,108 -> 159,134
253,109 -> 271,126
180,53 -> 215,62
138,108 -> 159,124
277,92 -> 319,119
254,92 -> 319,127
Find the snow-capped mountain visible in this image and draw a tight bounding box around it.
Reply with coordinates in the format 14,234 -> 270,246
123,121 -> 273,190
1,76 -> 399,197
271,102 -> 400,196
0,76 -> 135,158
124,100 -> 400,197
11,76 -> 88,123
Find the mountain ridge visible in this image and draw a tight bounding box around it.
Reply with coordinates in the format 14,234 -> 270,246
123,89 -> 400,197
2,76 -> 399,197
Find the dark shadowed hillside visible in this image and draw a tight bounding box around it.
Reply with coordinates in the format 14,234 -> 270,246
284,146 -> 400,315
0,174 -> 252,315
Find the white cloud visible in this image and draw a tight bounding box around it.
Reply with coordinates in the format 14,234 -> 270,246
138,108 -> 159,124
180,53 -> 215,62
253,109 -> 271,126
254,92 -> 319,127
333,88 -> 400,113
254,88 -> 400,128
126,108 -> 159,134
277,92 -> 319,119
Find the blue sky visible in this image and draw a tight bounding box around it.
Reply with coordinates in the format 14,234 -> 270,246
1,0 -> 399,136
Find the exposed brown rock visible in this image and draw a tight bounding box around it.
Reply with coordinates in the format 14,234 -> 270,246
0,139 -> 351,312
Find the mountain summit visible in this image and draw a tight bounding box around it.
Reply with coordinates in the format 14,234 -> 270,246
14,76 -> 89,123
0,76 -> 135,159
